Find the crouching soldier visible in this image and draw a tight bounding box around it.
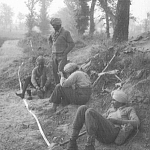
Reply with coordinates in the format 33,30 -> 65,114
67,90 -> 140,150
48,62 -> 92,113
16,56 -> 51,100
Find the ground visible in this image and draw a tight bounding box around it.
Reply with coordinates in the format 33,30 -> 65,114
1,35 -> 150,150
0,40 -> 97,150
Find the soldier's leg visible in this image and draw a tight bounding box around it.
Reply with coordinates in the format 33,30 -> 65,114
16,76 -> 32,99
52,54 -> 60,85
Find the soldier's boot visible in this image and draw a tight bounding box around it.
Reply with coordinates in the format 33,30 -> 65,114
16,93 -> 24,99
84,135 -> 95,150
48,103 -> 58,114
27,89 -> 32,100
67,129 -> 80,150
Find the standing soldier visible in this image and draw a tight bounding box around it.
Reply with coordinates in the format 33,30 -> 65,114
49,17 -> 75,85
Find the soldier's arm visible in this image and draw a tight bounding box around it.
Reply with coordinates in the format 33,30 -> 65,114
63,31 -> 75,55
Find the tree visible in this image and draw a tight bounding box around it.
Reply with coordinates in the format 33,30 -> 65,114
113,0 -> 130,42
64,0 -> 89,35
76,0 -> 90,35
39,0 -> 52,35
25,0 -> 39,35
98,0 -> 116,28
64,0 -> 90,35
53,7 -> 78,38
17,12 -> 25,30
89,0 -> 97,36
144,12 -> 150,32
0,3 -> 14,30
104,0 -> 110,38
18,12 -> 25,22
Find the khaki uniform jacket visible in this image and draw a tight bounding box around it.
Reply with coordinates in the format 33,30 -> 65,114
31,65 -> 51,88
49,27 -> 75,55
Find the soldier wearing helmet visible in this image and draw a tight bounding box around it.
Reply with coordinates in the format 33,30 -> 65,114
48,62 -> 92,113
49,17 -> 75,85
16,56 -> 51,100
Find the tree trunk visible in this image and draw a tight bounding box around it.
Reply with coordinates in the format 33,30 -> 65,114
105,0 -> 110,38
113,0 -> 130,43
89,0 -> 97,36
98,0 -> 116,28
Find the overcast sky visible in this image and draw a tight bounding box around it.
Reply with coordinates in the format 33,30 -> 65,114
0,0 -> 150,21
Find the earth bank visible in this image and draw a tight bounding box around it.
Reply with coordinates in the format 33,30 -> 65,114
1,33 -> 150,150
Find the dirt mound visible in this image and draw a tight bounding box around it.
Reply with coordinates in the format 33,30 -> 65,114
1,32 -> 150,150
0,40 -> 24,90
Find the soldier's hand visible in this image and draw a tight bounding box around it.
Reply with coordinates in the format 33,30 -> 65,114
58,71 -> 64,77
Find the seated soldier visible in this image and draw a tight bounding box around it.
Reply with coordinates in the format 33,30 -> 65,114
16,56 -> 51,100
67,90 -> 140,150
48,62 -> 92,113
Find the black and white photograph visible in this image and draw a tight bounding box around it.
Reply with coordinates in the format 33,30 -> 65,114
0,0 -> 150,150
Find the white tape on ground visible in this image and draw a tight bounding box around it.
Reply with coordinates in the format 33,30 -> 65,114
23,98 -> 51,147
18,64 -> 55,149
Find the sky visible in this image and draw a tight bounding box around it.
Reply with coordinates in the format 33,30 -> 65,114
130,0 -> 150,20
0,0 -> 150,21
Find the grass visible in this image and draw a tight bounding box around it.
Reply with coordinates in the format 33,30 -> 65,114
0,30 -> 26,39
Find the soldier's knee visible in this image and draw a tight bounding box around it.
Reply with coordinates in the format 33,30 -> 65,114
85,108 -> 95,117
76,105 -> 88,114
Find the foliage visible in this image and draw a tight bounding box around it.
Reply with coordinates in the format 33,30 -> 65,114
76,0 -> 90,35
0,3 -> 14,30
143,12 -> 150,32
17,12 -> 26,30
64,0 -> 89,35
38,0 -> 52,35
98,0 -> 116,29
25,0 -> 39,35
17,12 -> 25,22
89,0 -> 97,36
52,6 -> 78,39
107,0 -> 117,15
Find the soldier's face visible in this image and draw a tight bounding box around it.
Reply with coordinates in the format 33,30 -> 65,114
111,99 -> 122,109
37,62 -> 44,70
52,24 -> 61,31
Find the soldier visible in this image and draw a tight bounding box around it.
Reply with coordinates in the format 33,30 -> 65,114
67,90 -> 140,150
48,62 -> 92,113
49,17 -> 75,85
16,56 -> 51,100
